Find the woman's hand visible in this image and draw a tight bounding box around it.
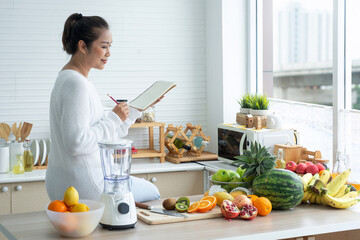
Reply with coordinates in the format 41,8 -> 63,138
112,102 -> 129,122
150,95 -> 164,108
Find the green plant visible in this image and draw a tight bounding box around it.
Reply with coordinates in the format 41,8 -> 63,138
237,93 -> 252,108
251,94 -> 269,110
233,141 -> 276,180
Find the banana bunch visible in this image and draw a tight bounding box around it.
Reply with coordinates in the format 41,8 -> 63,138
301,169 -> 360,209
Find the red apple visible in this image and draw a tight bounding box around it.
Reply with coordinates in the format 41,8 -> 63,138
315,163 -> 325,172
296,163 -> 307,174
285,161 -> 297,172
304,161 -> 314,166
306,164 -> 319,175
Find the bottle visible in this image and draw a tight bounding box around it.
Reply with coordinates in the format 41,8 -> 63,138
192,137 -> 210,149
167,135 -> 191,150
13,154 -> 24,174
276,148 -> 285,169
23,140 -> 33,172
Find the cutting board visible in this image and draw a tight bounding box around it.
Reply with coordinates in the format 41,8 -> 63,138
137,205 -> 223,225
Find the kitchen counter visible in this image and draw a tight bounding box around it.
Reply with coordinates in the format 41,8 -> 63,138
1,195 -> 360,240
0,159 -> 204,184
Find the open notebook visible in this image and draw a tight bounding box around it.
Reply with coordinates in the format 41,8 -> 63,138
129,81 -> 176,111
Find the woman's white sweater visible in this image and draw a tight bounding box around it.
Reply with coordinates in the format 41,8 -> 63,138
46,70 -> 159,201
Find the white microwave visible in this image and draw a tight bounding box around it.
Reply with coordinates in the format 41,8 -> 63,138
217,123 -> 297,164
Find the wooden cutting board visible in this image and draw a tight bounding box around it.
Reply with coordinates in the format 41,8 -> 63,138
137,205 -> 223,225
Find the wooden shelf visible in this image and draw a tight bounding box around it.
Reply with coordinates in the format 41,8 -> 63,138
130,122 -> 165,128
130,122 -> 166,163
132,149 -> 166,158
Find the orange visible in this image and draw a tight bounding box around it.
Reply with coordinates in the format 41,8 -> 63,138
197,200 -> 212,213
204,190 -> 209,197
48,200 -> 67,212
247,195 -> 259,204
253,197 -> 272,216
187,201 -> 200,213
319,170 -> 325,176
200,196 -> 217,210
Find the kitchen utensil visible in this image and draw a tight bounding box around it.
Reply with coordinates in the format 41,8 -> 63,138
11,123 -> 17,136
15,122 -> 22,142
136,202 -> 223,225
99,139 -> 137,230
20,122 -> 33,142
0,145 -> 9,173
0,123 -> 10,141
0,126 -> 8,142
135,202 -> 187,218
39,139 -> 47,165
31,139 -> 40,166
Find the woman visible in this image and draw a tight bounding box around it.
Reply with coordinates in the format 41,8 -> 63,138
46,13 -> 160,202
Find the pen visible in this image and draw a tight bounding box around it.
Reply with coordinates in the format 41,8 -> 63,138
107,94 -> 119,104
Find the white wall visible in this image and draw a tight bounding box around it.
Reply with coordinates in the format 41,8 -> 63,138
206,0 -> 248,152
0,0 -> 208,149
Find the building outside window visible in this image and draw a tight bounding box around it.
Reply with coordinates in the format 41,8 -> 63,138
259,0 -> 360,182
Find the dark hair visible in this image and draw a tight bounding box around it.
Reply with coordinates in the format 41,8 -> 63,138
62,13 -> 109,54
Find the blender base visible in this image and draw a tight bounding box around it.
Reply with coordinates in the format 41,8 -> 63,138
100,222 -> 137,230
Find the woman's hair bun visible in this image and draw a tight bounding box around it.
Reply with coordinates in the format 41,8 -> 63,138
62,13 -> 108,54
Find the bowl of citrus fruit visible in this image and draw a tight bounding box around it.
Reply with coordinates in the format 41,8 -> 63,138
46,186 -> 104,238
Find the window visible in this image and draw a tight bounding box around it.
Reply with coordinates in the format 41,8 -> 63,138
259,0 -> 360,180
273,0 -> 333,106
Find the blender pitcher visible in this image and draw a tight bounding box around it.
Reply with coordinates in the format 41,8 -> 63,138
98,139 -> 137,230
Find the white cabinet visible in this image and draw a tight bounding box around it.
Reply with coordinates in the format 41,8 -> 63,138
133,170 -> 204,198
0,181 -> 50,215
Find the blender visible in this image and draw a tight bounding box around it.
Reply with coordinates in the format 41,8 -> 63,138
99,139 -> 137,230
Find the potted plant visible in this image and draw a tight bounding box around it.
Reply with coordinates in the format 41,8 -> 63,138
250,94 -> 270,116
237,93 -> 252,114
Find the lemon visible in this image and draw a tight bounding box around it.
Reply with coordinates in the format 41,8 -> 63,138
63,186 -> 79,207
70,203 -> 89,213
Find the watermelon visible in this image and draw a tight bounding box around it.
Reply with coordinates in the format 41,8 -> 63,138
252,169 -> 304,210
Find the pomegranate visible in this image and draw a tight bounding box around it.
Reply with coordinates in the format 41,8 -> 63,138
239,204 -> 258,220
220,200 -> 240,219
232,195 -> 252,209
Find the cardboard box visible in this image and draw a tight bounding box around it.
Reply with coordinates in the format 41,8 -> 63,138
274,144 -> 303,164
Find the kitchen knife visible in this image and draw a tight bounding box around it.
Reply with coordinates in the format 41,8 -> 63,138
135,201 -> 187,218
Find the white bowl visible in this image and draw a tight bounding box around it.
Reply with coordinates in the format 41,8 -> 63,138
46,199 -> 105,238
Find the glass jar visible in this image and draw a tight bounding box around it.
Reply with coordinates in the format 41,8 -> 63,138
141,106 -> 156,122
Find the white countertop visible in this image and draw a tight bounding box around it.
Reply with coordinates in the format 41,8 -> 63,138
1,195 -> 360,240
0,158 -> 205,184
